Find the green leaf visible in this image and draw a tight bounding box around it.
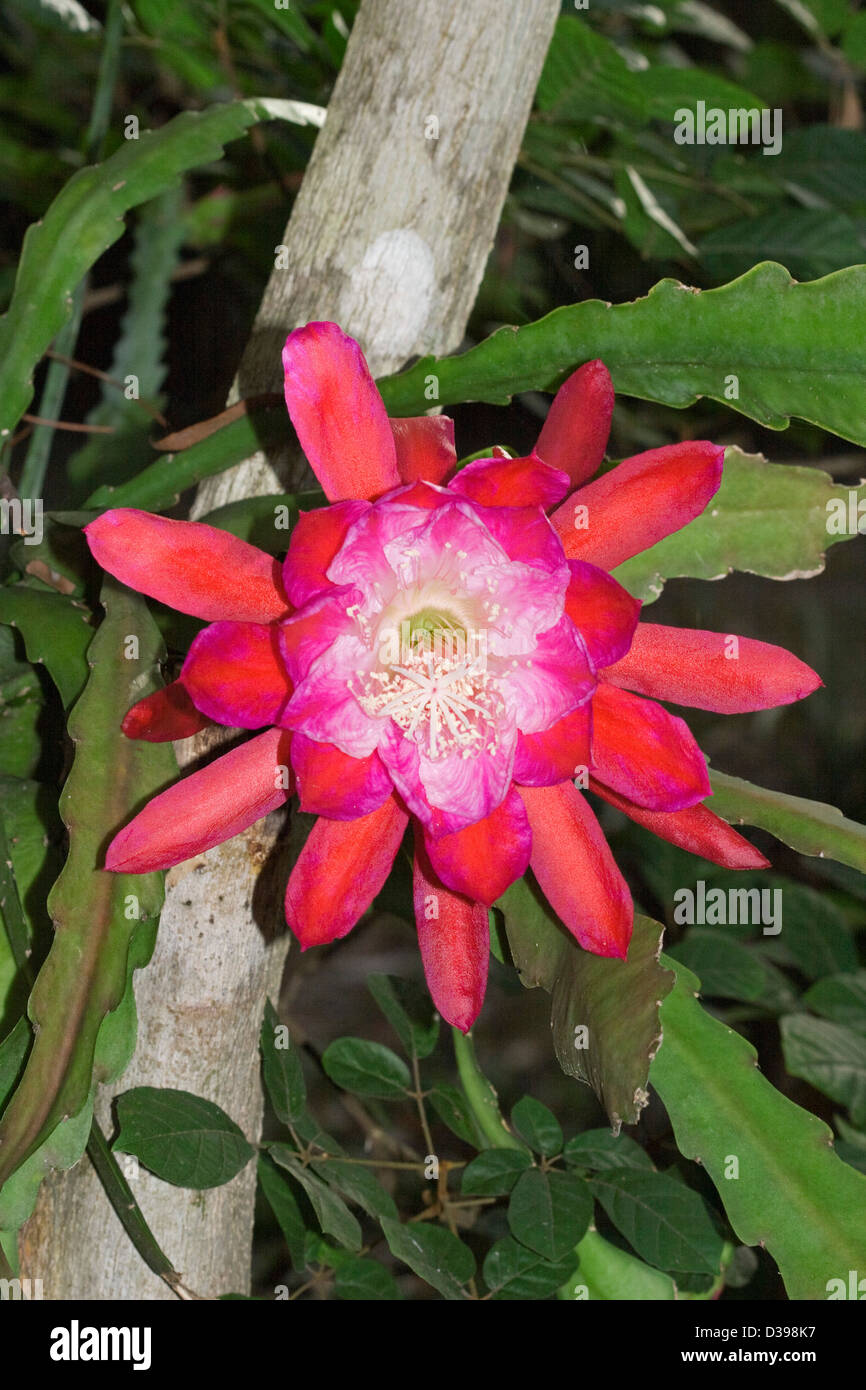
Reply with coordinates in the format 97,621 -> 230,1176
613,450 -> 864,604
260,999 -> 306,1127
769,126 -> 866,209
483,1235 -> 576,1301
535,16 -> 647,125
668,928 -> 767,1002
257,1153 -> 308,1272
500,877 -> 675,1128
0,588 -> 92,708
114,1087 -> 254,1188
781,1016 -> 866,1125
380,1218 -> 474,1300
321,1037 -> 412,1100
0,1018 -> 30,1112
268,1147 -> 362,1252
591,1169 -> 723,1275
367,973 -> 440,1059
756,879 -> 857,980
379,262 -> 866,447
803,973 -> 866,1033
559,1228 -> 676,1301
707,770 -> 866,876
308,1159 -> 398,1222
510,1096 -> 563,1157
461,1149 -> 533,1196
428,1083 -> 484,1149
0,97 -> 324,445
198,495 -> 315,552
651,953 -> 866,1299
334,1257 -> 402,1301
67,186 -> 185,500
696,209 -> 866,283
0,579 -> 173,1214
563,1129 -> 654,1174
84,409 -> 293,512
507,1168 -> 592,1262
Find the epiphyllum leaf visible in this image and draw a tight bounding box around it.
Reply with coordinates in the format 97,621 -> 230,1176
86,321 -> 823,1034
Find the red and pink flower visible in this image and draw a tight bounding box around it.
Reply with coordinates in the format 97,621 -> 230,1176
85,322 -> 821,1030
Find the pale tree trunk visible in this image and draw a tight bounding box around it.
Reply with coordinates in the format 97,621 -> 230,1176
21,0 -> 559,1299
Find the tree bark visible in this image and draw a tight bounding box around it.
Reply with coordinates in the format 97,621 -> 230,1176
21,0 -> 559,1299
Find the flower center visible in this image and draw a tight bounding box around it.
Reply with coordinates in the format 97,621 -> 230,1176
351,605 -> 505,761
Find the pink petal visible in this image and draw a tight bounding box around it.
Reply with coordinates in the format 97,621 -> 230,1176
122,681 -> 213,742
413,834 -> 489,1032
590,682 -> 711,812
564,560 -> 641,671
512,703 -> 591,786
504,616 -> 594,735
282,501 -> 369,607
519,782 -> 632,958
292,733 -> 393,819
534,360 -> 614,488
181,621 -> 291,729
390,416 -> 456,484
85,510 -> 290,623
552,442 -> 724,569
282,322 -> 400,502
450,454 -> 570,508
466,502 -> 566,575
589,779 -> 770,870
602,623 -> 823,713
105,728 -> 293,872
279,590 -> 362,686
285,796 -> 409,948
422,787 -> 531,905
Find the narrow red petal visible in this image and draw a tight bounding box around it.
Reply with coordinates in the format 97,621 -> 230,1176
519,783 -> 632,958
450,454 -> 570,508
513,704 -> 592,786
282,322 -> 400,502
105,728 -> 293,872
282,501 -> 368,607
181,621 -> 291,729
85,509 -> 290,623
413,832 -> 489,1032
565,560 -> 642,671
591,682 -> 711,811
602,623 -> 823,713
285,796 -> 408,947
534,360 -> 614,488
590,779 -> 770,870
390,416 -> 456,484
292,733 -> 393,819
122,681 -> 213,742
422,788 -> 531,905
552,441 -> 724,570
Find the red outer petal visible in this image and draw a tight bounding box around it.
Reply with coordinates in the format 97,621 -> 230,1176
591,682 -> 711,812
565,560 -> 642,671
413,833 -> 489,1032
590,779 -> 770,870
105,728 -> 293,872
85,509 -> 290,623
450,454 -> 570,508
182,621 -> 291,729
282,501 -> 369,607
551,442 -> 724,569
513,704 -> 592,786
602,623 -> 823,713
292,733 -> 393,819
285,795 -> 408,948
519,783 -> 632,959
122,680 -> 213,742
422,788 -> 531,905
282,322 -> 400,502
534,360 -> 614,488
390,416 -> 456,484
